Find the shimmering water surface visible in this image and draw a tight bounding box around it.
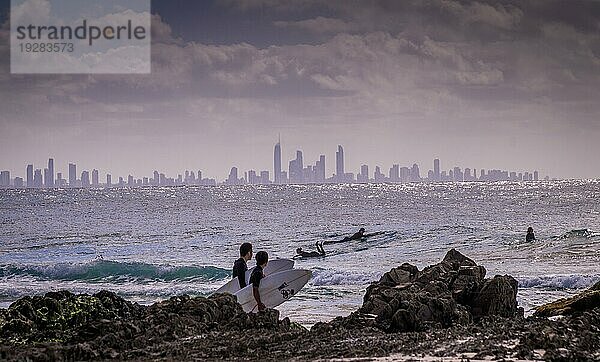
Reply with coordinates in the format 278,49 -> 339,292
1,181 -> 599,326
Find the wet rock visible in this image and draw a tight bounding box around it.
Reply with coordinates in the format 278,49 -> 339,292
534,282 -> 600,317
442,248 -> 477,267
470,275 -> 519,318
351,249 -> 517,333
378,263 -> 419,286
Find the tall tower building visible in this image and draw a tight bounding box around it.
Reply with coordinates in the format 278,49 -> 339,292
274,138 -> 282,184
434,159 -> 440,181
92,169 -> 99,186
44,168 -> 49,188
106,174 -> 112,188
227,167 -> 239,185
26,164 -> 33,188
315,155 -> 326,182
288,150 -> 304,184
33,169 -> 43,188
47,158 -> 54,187
335,145 -> 344,181
68,163 -> 77,187
81,171 -> 90,187
411,163 -> 420,182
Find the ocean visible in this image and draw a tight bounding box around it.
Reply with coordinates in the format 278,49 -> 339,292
1,180 -> 599,326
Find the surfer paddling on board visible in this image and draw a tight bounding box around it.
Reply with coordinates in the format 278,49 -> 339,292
325,228 -> 366,245
293,241 -> 325,259
232,242 -> 253,289
250,251 -> 269,312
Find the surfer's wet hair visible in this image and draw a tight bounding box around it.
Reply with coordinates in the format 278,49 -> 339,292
240,242 -> 252,257
255,251 -> 268,266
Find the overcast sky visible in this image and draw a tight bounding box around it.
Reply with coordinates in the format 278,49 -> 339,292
1,0 -> 599,180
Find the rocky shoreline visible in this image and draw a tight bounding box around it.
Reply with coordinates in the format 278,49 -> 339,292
1,249 -> 599,361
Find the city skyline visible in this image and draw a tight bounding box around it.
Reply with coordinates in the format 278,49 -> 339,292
0,1 -> 599,180
1,140 -> 555,188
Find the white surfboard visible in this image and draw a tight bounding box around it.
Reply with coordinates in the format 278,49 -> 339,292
234,268 -> 312,313
214,258 -> 294,295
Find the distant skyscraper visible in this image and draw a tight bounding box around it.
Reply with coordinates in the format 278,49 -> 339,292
106,174 -> 112,187
389,164 -> 399,182
248,170 -> 257,184
81,171 -> 90,187
534,171 -> 539,181
227,167 -> 239,185
260,170 -> 270,184
44,168 -> 50,187
434,159 -> 440,181
26,164 -> 33,187
358,165 -> 369,183
315,155 -> 326,183
47,158 -> 54,188
33,169 -> 43,188
92,169 -> 99,186
153,170 -> 159,185
288,150 -> 304,184
335,145 -> 344,181
374,166 -> 385,182
68,163 -> 77,186
14,177 -> 23,188
453,167 -> 463,182
274,139 -> 282,184
400,167 -> 410,182
411,163 -> 420,182
0,171 -> 9,187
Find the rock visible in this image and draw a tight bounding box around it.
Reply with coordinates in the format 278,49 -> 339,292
590,280 -> 600,291
442,248 -> 477,267
349,249 -> 517,333
534,286 -> 600,317
470,275 -> 518,319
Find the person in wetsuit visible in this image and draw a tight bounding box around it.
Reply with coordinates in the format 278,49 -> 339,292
249,251 -> 269,312
340,228 -> 366,242
232,242 -> 253,289
526,227 -> 536,242
294,241 -> 326,259
350,227 -> 366,240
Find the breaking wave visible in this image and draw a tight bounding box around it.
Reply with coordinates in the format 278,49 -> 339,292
518,274 -> 600,290
0,260 -> 230,283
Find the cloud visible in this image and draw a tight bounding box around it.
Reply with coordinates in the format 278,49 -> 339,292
274,16 -> 354,34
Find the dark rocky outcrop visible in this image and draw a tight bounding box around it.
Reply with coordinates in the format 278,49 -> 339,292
534,278 -> 600,317
356,249 -> 520,332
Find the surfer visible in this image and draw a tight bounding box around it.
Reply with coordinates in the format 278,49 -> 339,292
294,241 -> 326,259
250,251 -> 268,312
526,227 -> 536,242
325,228 -> 366,245
232,242 -> 253,289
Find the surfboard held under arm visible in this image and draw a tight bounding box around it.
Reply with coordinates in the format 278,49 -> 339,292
214,258 -> 295,295
234,269 -> 312,313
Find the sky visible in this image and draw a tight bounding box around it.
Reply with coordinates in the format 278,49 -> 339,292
1,0 -> 599,180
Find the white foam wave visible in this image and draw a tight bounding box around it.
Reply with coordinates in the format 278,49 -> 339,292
310,269 -> 378,286
518,274 -> 600,289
